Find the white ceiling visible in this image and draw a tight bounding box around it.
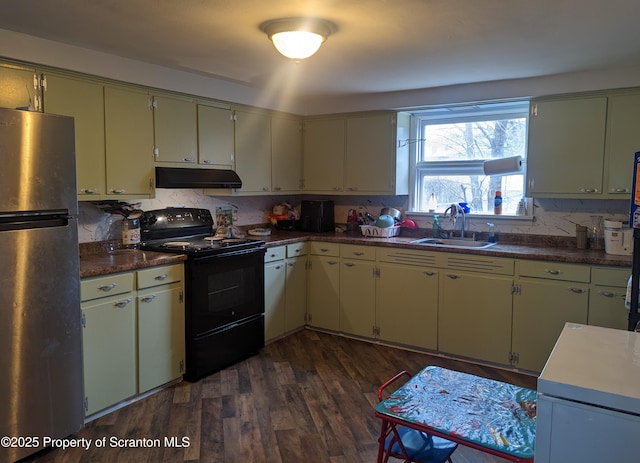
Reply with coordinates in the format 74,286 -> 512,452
1,0 -> 640,104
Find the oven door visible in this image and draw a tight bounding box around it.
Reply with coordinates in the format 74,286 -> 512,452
186,247 -> 265,337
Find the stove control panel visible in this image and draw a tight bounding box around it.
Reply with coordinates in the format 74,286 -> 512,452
140,208 -> 213,240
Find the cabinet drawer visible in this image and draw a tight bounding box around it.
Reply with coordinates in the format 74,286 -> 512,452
591,266 -> 630,287
81,272 -> 135,301
137,264 -> 183,289
309,241 -> 340,256
264,246 -> 286,262
377,247 -> 442,267
518,260 -> 590,282
287,242 -> 308,257
341,244 -> 375,261
445,254 -> 514,276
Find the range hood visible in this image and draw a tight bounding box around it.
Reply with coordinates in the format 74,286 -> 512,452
155,167 -> 242,189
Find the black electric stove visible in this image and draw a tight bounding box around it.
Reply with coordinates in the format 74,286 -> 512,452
140,207 -> 266,381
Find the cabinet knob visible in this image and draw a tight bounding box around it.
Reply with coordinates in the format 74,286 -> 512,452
98,283 -> 117,292
569,287 -> 586,294
141,295 -> 157,303
544,269 -> 560,275
114,298 -> 132,308
183,157 -> 195,163
446,274 -> 460,279
154,273 -> 169,281
110,189 -> 126,194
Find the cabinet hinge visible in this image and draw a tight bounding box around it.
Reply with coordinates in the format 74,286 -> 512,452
373,326 -> 380,337
179,290 -> 184,304
509,352 -> 520,364
511,284 -> 521,295
531,104 -> 538,117
179,359 -> 185,373
84,396 -> 89,412
81,313 -> 86,328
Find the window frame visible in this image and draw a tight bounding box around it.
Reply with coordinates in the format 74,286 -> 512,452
408,100 -> 530,216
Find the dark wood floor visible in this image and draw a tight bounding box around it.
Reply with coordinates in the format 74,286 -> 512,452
27,329 -> 537,463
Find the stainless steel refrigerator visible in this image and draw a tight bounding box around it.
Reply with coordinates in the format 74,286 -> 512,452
0,108 -> 83,463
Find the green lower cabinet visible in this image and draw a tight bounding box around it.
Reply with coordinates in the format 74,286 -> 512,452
376,263 -> 438,350
137,285 -> 185,394
340,259 -> 376,337
284,256 -> 307,332
307,255 -> 340,331
438,272 -> 513,365
264,259 -> 286,341
82,294 -> 137,416
512,279 -> 589,372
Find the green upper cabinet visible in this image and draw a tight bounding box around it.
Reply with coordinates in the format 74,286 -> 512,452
271,113 -> 302,192
302,117 -> 345,192
526,96 -> 607,197
44,73 -> 106,200
604,93 -> 640,196
104,85 -> 155,198
0,63 -> 42,111
197,103 -> 234,168
233,108 -> 272,193
152,93 -> 198,164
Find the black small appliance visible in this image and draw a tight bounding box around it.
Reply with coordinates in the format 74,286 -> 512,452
300,200 -> 335,232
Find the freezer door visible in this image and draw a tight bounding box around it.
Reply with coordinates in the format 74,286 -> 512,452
0,219 -> 83,462
0,108 -> 77,214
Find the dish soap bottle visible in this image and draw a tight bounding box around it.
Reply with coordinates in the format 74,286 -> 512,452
433,215 -> 440,238
427,192 -> 438,212
494,190 -> 503,215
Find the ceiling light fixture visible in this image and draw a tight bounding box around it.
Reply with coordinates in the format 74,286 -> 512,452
260,17 -> 336,60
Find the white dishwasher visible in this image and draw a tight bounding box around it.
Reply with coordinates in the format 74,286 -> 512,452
535,323 -> 640,463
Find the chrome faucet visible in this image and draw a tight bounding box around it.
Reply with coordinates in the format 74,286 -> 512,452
443,203 -> 467,239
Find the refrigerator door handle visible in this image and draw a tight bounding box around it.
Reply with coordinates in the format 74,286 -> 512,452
0,210 -> 73,232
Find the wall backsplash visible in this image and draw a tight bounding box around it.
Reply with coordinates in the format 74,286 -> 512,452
77,189 -> 631,243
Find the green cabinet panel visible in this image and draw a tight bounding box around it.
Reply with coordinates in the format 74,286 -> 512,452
0,63 -> 40,110
264,259 -> 286,341
272,113 -> 302,192
340,259 -> 376,337
438,272 -> 513,365
302,117 -> 345,192
197,104 -> 234,167
82,294 -> 137,416
512,279 -> 589,372
604,93 -> 640,196
44,73 -> 106,199
307,255 -> 340,330
138,284 -> 185,393
377,263 -> 438,350
588,286 -> 628,330
284,256 -> 307,332
153,94 -> 197,164
104,86 -> 155,197
234,109 -> 271,193
527,97 -> 606,197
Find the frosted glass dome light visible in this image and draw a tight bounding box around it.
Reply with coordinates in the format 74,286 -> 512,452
261,18 -> 336,60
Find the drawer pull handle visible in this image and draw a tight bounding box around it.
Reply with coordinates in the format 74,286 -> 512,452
598,290 -> 618,298
446,274 -> 460,280
569,288 -> 586,294
353,252 -> 364,256
544,269 -> 560,275
114,298 -> 132,308
320,248 -> 329,252
344,263 -> 355,267
423,271 -> 436,276
141,295 -> 157,303
98,283 -> 117,292
154,274 -> 168,281
328,261 -> 338,265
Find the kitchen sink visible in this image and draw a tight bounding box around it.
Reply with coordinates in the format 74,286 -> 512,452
410,238 -> 497,249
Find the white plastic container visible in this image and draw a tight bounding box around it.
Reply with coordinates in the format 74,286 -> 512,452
604,220 -> 633,256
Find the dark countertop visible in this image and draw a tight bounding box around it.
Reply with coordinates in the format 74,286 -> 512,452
79,229 -> 632,278
259,229 -> 633,268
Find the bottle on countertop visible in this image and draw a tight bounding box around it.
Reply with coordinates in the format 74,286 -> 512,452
427,192 -> 437,212
432,215 -> 440,238
494,190 -> 503,215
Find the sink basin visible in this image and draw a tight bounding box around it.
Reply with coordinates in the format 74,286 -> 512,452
411,238 -> 497,249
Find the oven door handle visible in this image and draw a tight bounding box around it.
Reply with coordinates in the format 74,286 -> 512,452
192,246 -> 265,261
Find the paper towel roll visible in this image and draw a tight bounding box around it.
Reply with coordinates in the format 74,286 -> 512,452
483,156 -> 523,175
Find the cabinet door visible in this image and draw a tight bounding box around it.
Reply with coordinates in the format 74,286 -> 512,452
512,279 -> 589,371
345,113 -> 395,193
604,93 -> 640,196
588,286 -> 628,330
284,256 -> 307,332
0,63 -> 40,110
307,255 -> 340,330
340,259 -> 376,337
153,94 -> 197,164
302,117 -> 345,192
439,272 -> 513,365
197,104 -> 234,167
234,109 -> 271,193
138,284 -> 185,393
104,86 -> 155,197
264,259 -> 286,341
44,73 -> 106,199
527,97 -> 606,197
377,263 -> 438,350
271,114 -> 302,192
82,294 -> 136,416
